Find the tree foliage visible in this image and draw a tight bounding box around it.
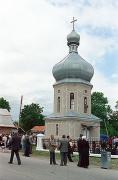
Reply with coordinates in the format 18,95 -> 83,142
115,100 -> 118,110
0,97 -> 11,111
91,92 -> 118,136
19,103 -> 45,132
108,101 -> 118,136
91,92 -> 112,134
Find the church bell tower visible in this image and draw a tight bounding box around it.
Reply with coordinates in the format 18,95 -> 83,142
52,17 -> 94,116
45,17 -> 100,139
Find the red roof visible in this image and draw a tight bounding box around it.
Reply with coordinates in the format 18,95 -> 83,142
31,126 -> 45,132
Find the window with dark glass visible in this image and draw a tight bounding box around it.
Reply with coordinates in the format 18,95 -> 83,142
70,93 -> 74,110
56,124 -> 58,136
72,45 -> 74,50
57,97 -> 60,112
84,97 -> 88,113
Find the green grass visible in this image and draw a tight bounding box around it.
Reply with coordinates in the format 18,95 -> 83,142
32,148 -> 60,159
32,150 -> 49,158
32,146 -> 118,169
90,157 -> 118,170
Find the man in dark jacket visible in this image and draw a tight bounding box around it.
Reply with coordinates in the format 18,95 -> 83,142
8,132 -> 21,165
59,135 -> 68,166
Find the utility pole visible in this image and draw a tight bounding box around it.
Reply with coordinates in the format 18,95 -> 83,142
18,95 -> 23,129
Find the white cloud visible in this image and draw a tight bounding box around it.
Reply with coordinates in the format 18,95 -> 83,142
111,74 -> 118,79
92,70 -> 118,109
78,32 -> 116,64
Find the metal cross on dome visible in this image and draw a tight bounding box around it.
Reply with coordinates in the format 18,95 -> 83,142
70,17 -> 77,31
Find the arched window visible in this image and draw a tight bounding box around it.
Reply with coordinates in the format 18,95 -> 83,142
56,124 -> 58,136
72,45 -> 75,50
84,97 -> 88,113
57,97 -> 60,112
70,93 -> 74,110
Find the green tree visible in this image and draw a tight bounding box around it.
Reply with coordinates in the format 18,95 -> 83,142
108,112 -> 118,136
108,101 -> 118,136
91,92 -> 112,135
19,103 -> 45,132
0,97 -> 11,111
115,100 -> 118,110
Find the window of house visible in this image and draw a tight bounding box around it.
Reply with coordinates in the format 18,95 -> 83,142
72,45 -> 75,50
56,124 -> 58,136
70,93 -> 74,110
57,97 -> 60,112
84,97 -> 88,113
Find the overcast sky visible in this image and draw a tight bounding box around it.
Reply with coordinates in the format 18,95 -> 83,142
0,0 -> 118,120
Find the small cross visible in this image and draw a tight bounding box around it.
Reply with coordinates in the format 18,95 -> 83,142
70,17 -> 77,31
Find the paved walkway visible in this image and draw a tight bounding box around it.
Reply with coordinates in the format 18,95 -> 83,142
0,152 -> 118,180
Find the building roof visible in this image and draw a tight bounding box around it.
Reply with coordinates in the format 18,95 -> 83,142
52,29 -> 94,84
53,75 -> 93,87
45,112 -> 101,122
31,126 -> 45,132
0,109 -> 14,127
67,30 -> 80,45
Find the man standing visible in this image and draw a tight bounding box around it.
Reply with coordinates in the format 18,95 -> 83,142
24,134 -> 30,157
8,132 -> 21,165
21,133 -> 26,155
49,135 -> 57,165
59,135 -> 68,166
29,133 -> 33,154
77,134 -> 83,167
67,136 -> 73,162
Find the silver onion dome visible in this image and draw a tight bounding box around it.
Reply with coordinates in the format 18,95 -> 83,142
67,30 -> 80,46
52,21 -> 94,84
52,53 -> 94,82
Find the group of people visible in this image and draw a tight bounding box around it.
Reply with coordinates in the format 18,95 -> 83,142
0,133 -> 12,151
49,134 -> 74,166
91,137 -> 118,155
49,134 -> 89,168
21,133 -> 35,157
6,132 -> 89,168
6,132 -> 118,168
